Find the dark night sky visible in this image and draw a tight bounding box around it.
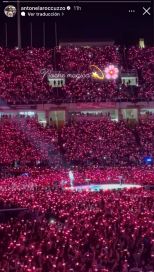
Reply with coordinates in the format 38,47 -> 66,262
0,0 -> 153,47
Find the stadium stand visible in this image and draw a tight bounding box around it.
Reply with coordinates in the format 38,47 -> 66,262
0,44 -> 154,272
0,46 -> 153,104
0,179 -> 153,272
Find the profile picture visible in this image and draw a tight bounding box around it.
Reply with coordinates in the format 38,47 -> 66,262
4,5 -> 17,17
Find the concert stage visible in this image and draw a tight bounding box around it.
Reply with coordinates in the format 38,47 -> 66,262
65,183 -> 141,192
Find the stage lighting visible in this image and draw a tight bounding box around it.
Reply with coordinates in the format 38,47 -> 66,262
144,156 -> 153,165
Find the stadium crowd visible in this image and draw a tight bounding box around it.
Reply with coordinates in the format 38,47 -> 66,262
127,47 -> 154,101
56,45 -> 120,72
0,116 -> 154,168
0,116 -> 154,187
0,178 -> 153,272
61,119 -> 140,165
0,46 -> 153,104
0,43 -> 154,271
0,48 -> 54,104
0,116 -> 60,165
1,165 -> 154,186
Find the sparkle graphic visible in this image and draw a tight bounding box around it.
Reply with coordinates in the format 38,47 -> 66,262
90,64 -> 119,81
90,65 -> 105,80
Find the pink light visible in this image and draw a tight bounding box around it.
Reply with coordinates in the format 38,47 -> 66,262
104,65 -> 119,80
